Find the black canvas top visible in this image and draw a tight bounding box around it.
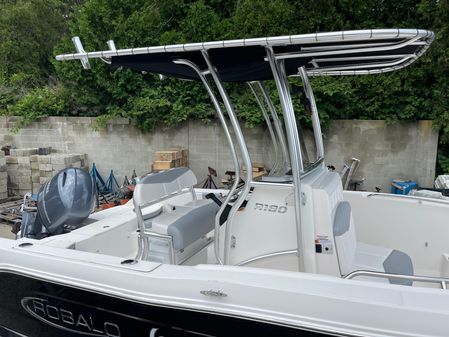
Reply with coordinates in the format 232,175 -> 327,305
111,45 -> 312,82
56,29 -> 434,81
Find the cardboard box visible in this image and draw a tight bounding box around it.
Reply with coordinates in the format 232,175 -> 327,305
169,148 -> 188,159
253,170 -> 267,179
242,163 -> 266,173
155,151 -> 180,161
153,160 -> 175,170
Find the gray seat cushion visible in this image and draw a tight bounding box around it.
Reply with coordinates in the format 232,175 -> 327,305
333,201 -> 352,237
140,167 -> 192,184
165,199 -> 219,250
383,250 -> 414,286
333,201 -> 414,286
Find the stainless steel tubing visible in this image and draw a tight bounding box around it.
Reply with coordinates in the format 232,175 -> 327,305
202,50 -> 253,265
266,47 -> 305,272
345,270 -> 449,289
133,200 -> 149,260
298,67 -> 324,159
257,81 -> 291,173
173,58 -> 241,265
247,82 -> 280,174
275,36 -> 421,60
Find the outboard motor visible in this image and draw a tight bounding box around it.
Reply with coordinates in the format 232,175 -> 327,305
19,168 -> 96,239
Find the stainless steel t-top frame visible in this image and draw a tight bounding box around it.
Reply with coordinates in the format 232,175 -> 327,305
246,81 -> 293,176
247,82 -> 280,174
56,29 -> 433,268
265,47 -> 305,271
256,81 -> 291,174
201,50 -> 254,265
298,67 -> 325,160
172,58 -> 240,265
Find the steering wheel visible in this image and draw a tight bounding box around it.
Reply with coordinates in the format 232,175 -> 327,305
205,193 -> 231,225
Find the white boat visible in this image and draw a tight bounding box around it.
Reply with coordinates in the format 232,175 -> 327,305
1,28 -> 448,337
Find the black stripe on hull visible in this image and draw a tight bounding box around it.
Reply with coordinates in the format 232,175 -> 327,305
0,272 -> 337,337
0,325 -> 27,337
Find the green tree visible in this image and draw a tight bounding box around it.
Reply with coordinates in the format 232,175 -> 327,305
2,0 -> 449,150
0,0 -> 69,117
0,0 -> 67,84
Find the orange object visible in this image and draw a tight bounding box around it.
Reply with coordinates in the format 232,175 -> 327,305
100,203 -> 116,210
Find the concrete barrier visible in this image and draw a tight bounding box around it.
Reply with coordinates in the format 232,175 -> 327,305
0,117 -> 438,192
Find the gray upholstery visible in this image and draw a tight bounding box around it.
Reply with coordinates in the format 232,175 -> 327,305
140,167 -> 192,184
261,175 -> 293,183
142,206 -> 162,221
133,168 -> 197,207
333,201 -> 352,236
154,199 -> 219,250
333,200 -> 414,286
383,250 -> 414,286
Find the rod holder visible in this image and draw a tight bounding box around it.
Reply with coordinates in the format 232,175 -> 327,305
72,36 -> 91,70
107,40 -> 117,51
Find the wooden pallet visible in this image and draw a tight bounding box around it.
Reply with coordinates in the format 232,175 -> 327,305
0,211 -> 21,226
0,197 -> 24,226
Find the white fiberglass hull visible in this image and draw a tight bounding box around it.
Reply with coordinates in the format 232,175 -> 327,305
0,237 -> 448,337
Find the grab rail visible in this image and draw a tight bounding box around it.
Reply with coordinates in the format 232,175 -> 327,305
344,270 -> 449,289
366,192 -> 449,206
237,249 -> 298,266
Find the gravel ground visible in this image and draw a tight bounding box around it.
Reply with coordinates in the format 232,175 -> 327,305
0,224 -> 14,239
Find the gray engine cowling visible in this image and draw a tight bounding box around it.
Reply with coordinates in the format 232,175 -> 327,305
34,168 -> 96,235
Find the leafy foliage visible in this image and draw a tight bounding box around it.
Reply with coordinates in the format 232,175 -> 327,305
7,86 -> 67,132
0,0 -> 70,122
1,0 -> 449,174
0,0 -> 67,83
48,0 -> 449,131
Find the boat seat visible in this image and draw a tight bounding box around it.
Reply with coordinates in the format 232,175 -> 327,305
134,167 -> 197,206
334,201 -> 413,285
133,167 -> 198,249
141,204 -> 163,221
148,199 -> 219,250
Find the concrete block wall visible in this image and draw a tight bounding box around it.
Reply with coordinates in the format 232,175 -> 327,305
323,120 -> 438,192
0,117 -> 438,193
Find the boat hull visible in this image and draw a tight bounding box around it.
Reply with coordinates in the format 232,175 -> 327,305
0,272 -> 329,337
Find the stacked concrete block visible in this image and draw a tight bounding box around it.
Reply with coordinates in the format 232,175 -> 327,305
30,155 -> 40,193
51,153 -> 87,171
5,148 -> 88,195
35,153 -> 88,193
9,148 -> 38,157
0,152 -> 7,200
6,148 -> 37,196
38,155 -> 53,188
